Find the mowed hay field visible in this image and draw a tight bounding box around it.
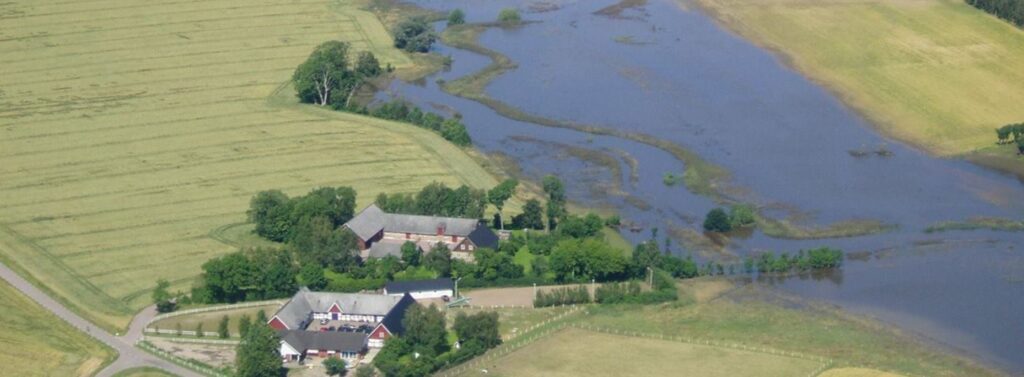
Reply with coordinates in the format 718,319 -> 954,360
455,328 -> 822,377
0,0 -> 498,331
692,0 -> 1024,155
0,280 -> 115,377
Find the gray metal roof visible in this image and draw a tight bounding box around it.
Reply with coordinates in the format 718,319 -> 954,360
278,330 -> 367,353
344,204 -> 387,240
368,240 -> 408,259
271,288 -> 405,330
343,204 -> 484,240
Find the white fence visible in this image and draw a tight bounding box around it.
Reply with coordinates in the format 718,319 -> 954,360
142,334 -> 240,345
148,299 -> 287,324
145,328 -> 222,338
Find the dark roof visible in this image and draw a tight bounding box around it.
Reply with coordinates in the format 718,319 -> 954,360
278,330 -> 367,353
385,278 -> 453,295
379,293 -> 416,336
466,224 -> 499,249
343,204 -> 484,241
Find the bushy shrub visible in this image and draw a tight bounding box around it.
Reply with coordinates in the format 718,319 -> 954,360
533,285 -> 591,307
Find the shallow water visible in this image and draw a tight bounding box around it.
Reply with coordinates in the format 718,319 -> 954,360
382,0 -> 1024,372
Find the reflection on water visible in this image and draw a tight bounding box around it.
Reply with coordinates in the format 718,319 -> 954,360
382,0 -> 1024,372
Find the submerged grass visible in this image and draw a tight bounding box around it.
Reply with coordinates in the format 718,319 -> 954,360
441,24 -> 733,202
756,216 -> 898,240
925,217 -> 1024,233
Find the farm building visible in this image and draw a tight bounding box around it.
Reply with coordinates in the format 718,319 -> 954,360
344,204 -> 499,261
268,288 -> 416,361
384,278 -> 455,300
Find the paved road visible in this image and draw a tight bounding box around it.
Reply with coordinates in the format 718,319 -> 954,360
0,262 -> 200,377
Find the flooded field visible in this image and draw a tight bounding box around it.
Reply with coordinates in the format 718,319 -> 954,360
379,0 -> 1024,372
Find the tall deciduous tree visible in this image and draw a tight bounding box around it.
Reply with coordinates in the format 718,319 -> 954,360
514,199 -> 545,230
447,9 -> 466,26
401,304 -> 448,356
293,41 -> 353,106
542,175 -> 566,230
488,179 -> 518,230
236,324 -> 282,377
152,278 -> 176,313
393,17 -> 437,53
400,241 -> 421,267
424,243 -> 452,277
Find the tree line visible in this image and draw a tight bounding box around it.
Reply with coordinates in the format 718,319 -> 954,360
967,0 -> 1024,27
293,39 -> 473,147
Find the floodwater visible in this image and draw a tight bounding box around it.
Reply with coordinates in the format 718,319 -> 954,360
380,0 -> 1024,372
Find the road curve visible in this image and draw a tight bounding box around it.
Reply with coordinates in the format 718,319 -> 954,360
0,262 -> 200,377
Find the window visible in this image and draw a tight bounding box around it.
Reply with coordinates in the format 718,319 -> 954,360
406,233 -> 410,239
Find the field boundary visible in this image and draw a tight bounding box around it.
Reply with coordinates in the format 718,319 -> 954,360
143,334 -> 241,346
137,340 -> 228,377
147,299 -> 286,327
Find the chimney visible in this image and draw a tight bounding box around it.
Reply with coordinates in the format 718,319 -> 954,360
436,222 -> 446,235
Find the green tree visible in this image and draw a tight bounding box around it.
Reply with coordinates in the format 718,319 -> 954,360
293,41 -> 353,106
1018,138 -> 1024,154
152,278 -> 176,313
453,311 -> 501,349
393,17 -> 437,53
549,238 -> 628,281
238,314 -> 253,339
324,358 -> 348,376
400,241 -> 421,266
236,324 -> 282,377
219,315 -> 230,338
703,208 -> 732,233
299,263 -> 327,290
447,9 -> 466,26
488,179 -> 518,230
542,175 -> 566,230
423,243 -> 452,277
355,51 -> 382,78
440,118 -> 472,146
256,309 -> 268,324
354,366 -> 376,377
728,204 -> 756,228
248,190 -> 292,242
557,214 -> 603,238
498,8 -> 521,25
402,304 -> 448,356
513,199 -> 545,230
196,323 -> 204,338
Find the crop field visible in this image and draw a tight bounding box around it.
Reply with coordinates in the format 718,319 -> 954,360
0,280 -> 115,377
453,328 -> 822,377
693,0 -> 1024,156
0,0 -> 498,331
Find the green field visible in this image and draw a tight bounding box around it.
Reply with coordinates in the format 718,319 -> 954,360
693,0 -> 1024,156
149,303 -> 283,337
0,280 -> 115,377
454,327 -> 822,377
576,278 -> 999,376
0,0 -> 499,332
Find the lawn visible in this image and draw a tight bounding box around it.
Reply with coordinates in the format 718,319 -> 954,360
692,0 -> 1024,156
0,280 -> 115,377
576,278 -> 999,376
0,0 -> 500,332
149,303 -> 283,337
454,327 -> 822,377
